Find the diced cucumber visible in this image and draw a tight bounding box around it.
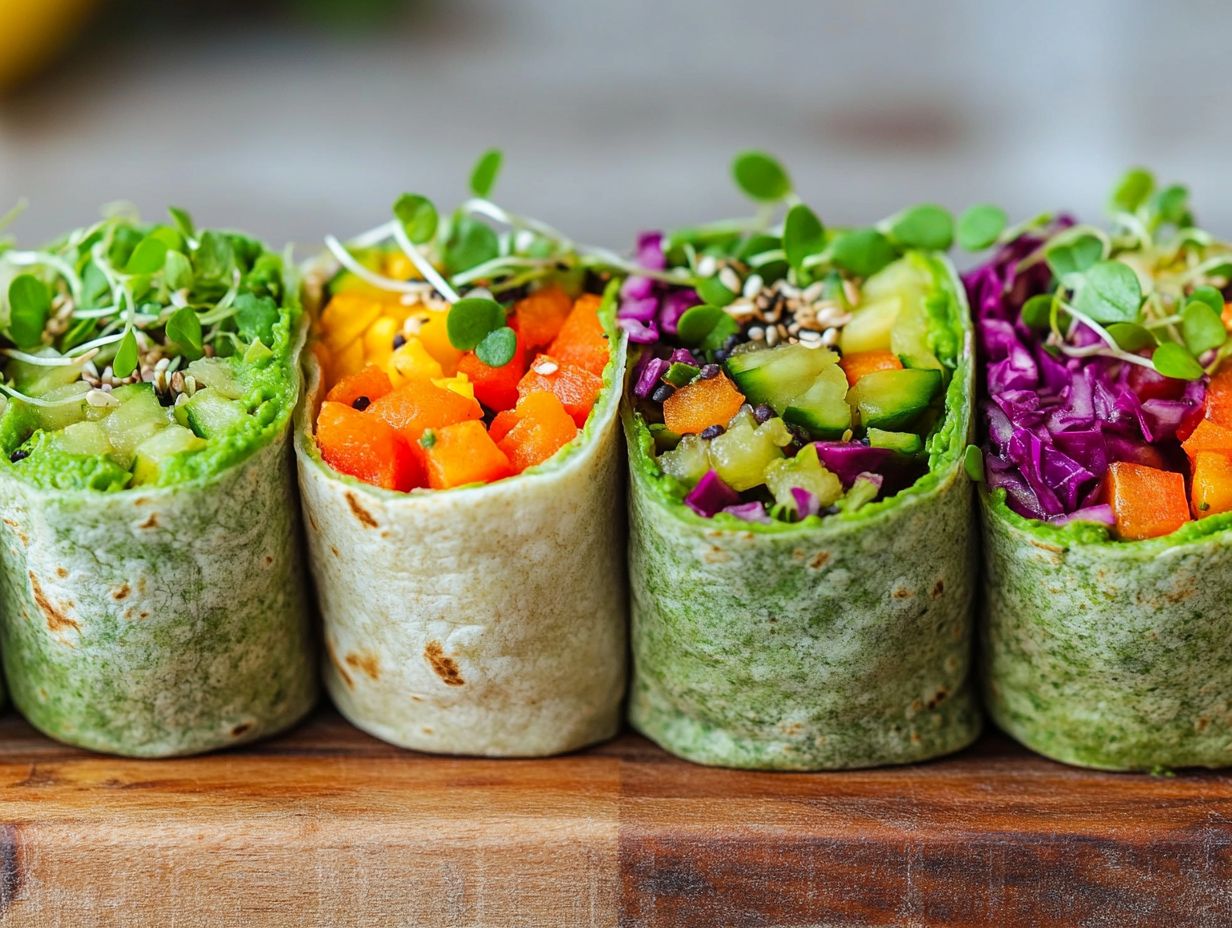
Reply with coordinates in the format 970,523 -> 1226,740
850,368 -> 942,430
862,256 -> 929,305
8,350 -> 84,396
102,383 -> 172,460
175,389 -> 248,439
783,365 -> 851,439
186,358 -> 246,400
707,414 -> 793,492
657,434 -> 711,485
867,256 -> 939,368
30,382 -> 90,431
725,344 -> 839,412
765,444 -> 843,512
649,423 -> 683,453
839,297 -> 899,354
867,428 -> 924,455
53,420 -> 114,457
131,424 -> 207,486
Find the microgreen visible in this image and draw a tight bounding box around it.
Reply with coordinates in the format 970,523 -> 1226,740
393,194 -> 439,245
165,306 -> 204,359
1045,234 -> 1104,281
676,305 -> 730,346
469,149 -> 503,199
696,276 -> 735,307
886,204 -> 953,251
731,151 -> 792,202
124,236 -> 169,275
1109,167 -> 1155,214
113,328 -> 139,378
446,297 -> 506,351
7,274 -> 51,349
783,203 -> 825,279
1188,285 -> 1224,316
1021,294 -> 1055,331
168,206 -> 196,241
957,205 -> 1007,251
1106,322 -> 1154,352
475,325 -> 517,367
164,251 -> 193,291
1152,342 -> 1204,380
963,444 -> 985,482
1070,260 -> 1142,324
829,228 -> 897,279
443,216 -> 501,277
1181,299 -> 1226,356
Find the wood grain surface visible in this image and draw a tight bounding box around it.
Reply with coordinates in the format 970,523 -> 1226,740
0,709 -> 1229,928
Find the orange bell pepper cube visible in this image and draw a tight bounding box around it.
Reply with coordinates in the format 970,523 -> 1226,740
1107,461 -> 1190,540
513,285 -> 574,351
325,365 -> 393,409
839,351 -> 902,387
367,380 -> 483,444
547,294 -> 610,377
456,331 -> 529,411
517,355 -> 603,427
1205,364 -> 1232,430
422,419 -> 513,489
497,390 -> 579,473
316,401 -> 422,492
1191,451 -> 1232,519
1182,417 -> 1232,461
488,409 -> 520,444
662,372 -> 746,436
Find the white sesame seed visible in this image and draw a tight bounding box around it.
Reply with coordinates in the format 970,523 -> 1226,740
532,360 -> 559,376
743,274 -> 763,299
718,267 -> 742,294
766,326 -> 780,347
802,282 -> 824,303
86,389 -> 118,408
174,393 -> 190,407
748,326 -> 765,341
697,256 -> 718,278
821,327 -> 840,346
842,279 -> 861,307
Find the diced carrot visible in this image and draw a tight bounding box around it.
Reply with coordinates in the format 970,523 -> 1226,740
1108,461 -> 1190,540
839,351 -> 902,387
1205,364 -> 1232,430
547,294 -> 610,377
325,365 -> 392,408
368,380 -> 483,443
498,390 -> 579,472
489,409 -> 520,443
1222,301 -> 1232,331
1191,451 -> 1232,519
1182,418 -> 1232,461
422,419 -> 513,489
457,331 -> 529,411
662,372 -> 745,435
517,355 -> 603,427
316,401 -> 422,492
514,285 -> 574,350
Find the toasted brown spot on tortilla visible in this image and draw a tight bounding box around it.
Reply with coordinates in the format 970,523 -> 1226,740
263,555 -> 274,566
425,641 -> 464,686
422,726 -> 434,735
1196,716 -> 1210,733
232,722 -> 252,738
325,639 -> 354,689
346,492 -> 378,528
780,721 -> 803,736
932,579 -> 944,598
893,586 -> 913,599
1028,538 -> 1066,554
134,497 -> 149,506
29,573 -> 78,636
809,551 -> 830,569
55,567 -> 68,579
139,513 -> 159,530
926,688 -> 949,710
2,519 -> 17,529
308,512 -> 320,533
330,545 -> 340,558
345,651 -> 380,681
139,612 -> 150,621
112,583 -> 130,601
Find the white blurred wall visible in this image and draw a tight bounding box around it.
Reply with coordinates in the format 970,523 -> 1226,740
1,0 -> 1229,252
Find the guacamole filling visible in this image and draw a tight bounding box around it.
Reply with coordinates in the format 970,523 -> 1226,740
0,211 -> 299,493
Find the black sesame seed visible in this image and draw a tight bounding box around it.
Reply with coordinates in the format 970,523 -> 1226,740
722,334 -> 741,350
753,404 -> 775,423
9,450 -> 28,463
392,334 -> 407,350
700,424 -> 725,439
352,396 -> 371,411
651,384 -> 675,404
699,363 -> 721,380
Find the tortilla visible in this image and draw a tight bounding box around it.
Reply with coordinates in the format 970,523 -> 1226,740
295,286 -> 628,757
625,253 -> 980,770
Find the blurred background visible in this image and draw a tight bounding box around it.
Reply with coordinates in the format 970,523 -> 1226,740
0,0 -> 1228,256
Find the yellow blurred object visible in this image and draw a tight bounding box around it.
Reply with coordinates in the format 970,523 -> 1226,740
387,337 -> 443,385
381,251 -> 422,281
0,0 -> 96,92
321,294 -> 382,355
418,309 -> 463,375
432,373 -> 475,401
363,315 -> 400,369
332,337 -> 367,381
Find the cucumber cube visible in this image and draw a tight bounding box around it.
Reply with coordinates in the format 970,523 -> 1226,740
53,420 -> 114,457
726,344 -> 839,412
782,365 -> 851,439
186,358 -> 246,400
867,428 -> 924,455
131,424 -> 207,486
31,382 -> 90,432
175,390 -> 248,439
850,368 -> 942,430
102,383 -> 172,460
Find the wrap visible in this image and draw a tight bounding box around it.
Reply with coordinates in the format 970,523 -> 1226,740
626,254 -> 980,770
982,498 -> 1232,770
295,293 -> 628,757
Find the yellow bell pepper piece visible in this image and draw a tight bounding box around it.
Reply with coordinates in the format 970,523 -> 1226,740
363,316 -> 401,370
432,373 -> 475,401
387,337 -> 444,385
382,251 -> 422,281
418,309 -> 463,375
321,294 -> 383,355
332,337 -> 367,381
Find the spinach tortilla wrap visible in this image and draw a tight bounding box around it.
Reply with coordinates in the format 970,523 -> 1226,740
0,209 -> 315,757
968,172 -> 1232,770
621,153 -> 979,770
296,156 -> 628,756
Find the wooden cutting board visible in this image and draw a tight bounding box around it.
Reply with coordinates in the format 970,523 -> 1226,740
0,709 -> 1229,927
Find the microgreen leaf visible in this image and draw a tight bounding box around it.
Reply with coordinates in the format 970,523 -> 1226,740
887,204 -> 953,251
475,325 -> 517,367
168,206 -> 195,240
1106,322 -> 1154,352
957,205 -> 1007,251
165,305 -> 204,359
1109,167 -> 1155,213
234,293 -> 279,345
676,305 -> 727,346
113,329 -> 139,378
1045,234 -> 1104,281
7,274 -> 51,349
1021,294 -> 1055,331
164,251 -> 193,290
125,236 -> 169,275
1181,300 -> 1227,355
731,151 -> 791,202
829,229 -> 896,279
1072,260 -> 1143,324
446,297 -> 505,350
193,231 -> 235,282
443,216 -> 500,276
1152,342 -> 1203,381
963,444 -> 984,482
696,276 -> 735,307
1188,285 -> 1224,317
1153,184 -> 1192,227
393,194 -> 439,245
783,203 -> 826,277
469,149 -> 503,199
700,314 -> 740,353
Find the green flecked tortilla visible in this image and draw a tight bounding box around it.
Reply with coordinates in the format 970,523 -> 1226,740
626,254 -> 980,770
982,494 -> 1232,771
295,280 -> 628,757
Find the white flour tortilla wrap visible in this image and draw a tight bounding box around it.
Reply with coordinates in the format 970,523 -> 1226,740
295,282 -> 628,756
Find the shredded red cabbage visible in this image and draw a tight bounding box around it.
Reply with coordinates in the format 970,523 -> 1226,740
618,231 -> 700,344
684,469 -> 741,517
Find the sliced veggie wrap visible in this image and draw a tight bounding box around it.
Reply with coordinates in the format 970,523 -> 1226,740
296,288 -> 627,756
0,214 -> 316,757
625,240 -> 979,770
968,175 -> 1232,769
